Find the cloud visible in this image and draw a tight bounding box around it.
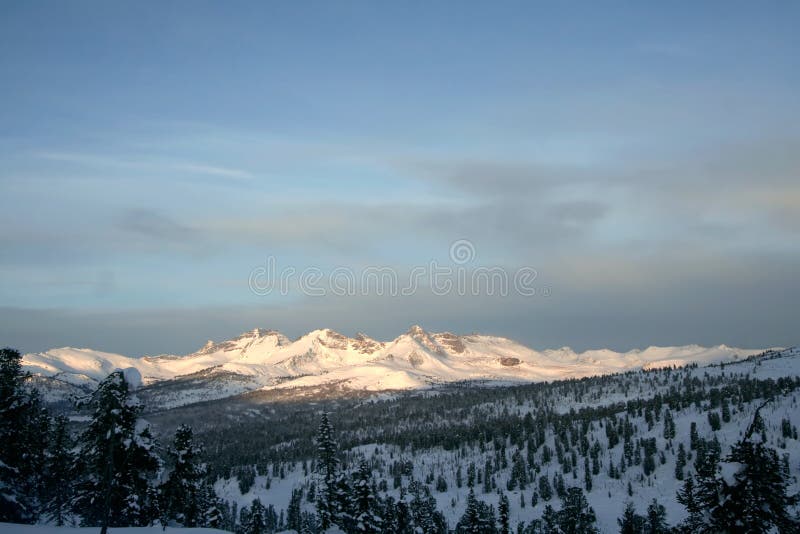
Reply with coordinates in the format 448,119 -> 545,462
2,249 -> 797,356
170,163 -> 253,181
116,209 -> 197,243
34,150 -> 255,184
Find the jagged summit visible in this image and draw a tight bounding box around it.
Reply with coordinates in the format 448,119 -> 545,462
20,326 -> 778,410
406,324 -> 427,336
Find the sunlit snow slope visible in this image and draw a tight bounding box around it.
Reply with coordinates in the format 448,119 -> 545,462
22,326 -> 770,408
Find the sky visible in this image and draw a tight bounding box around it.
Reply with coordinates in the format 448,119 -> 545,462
1,1 -> 798,355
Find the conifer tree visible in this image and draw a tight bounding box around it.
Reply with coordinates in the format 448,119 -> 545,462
316,412 -> 338,529
394,490 -> 413,534
584,456 -> 592,491
617,501 -> 644,534
246,498 -> 266,534
456,488 -> 483,534
163,424 -> 206,527
352,460 -> 381,533
42,415 -> 74,526
674,442 -> 686,481
644,499 -> 669,533
0,347 -> 49,523
540,504 -> 559,532
381,495 -> 398,534
537,472 -> 552,502
498,492 -> 510,534
72,370 -> 160,532
710,406 -> 799,532
287,488 -> 302,532
675,476 -> 703,532
203,487 -> 225,530
557,486 -> 598,534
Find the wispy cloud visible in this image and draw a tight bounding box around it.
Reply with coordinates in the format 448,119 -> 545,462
170,163 -> 253,181
34,151 -> 254,183
36,151 -> 143,169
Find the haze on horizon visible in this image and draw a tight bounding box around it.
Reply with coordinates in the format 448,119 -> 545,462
1,1 -> 798,356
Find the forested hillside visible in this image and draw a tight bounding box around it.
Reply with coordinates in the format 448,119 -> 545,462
3,347 -> 799,532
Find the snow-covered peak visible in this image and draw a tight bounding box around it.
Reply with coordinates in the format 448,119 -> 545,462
21,326 -> 784,409
406,324 -> 427,336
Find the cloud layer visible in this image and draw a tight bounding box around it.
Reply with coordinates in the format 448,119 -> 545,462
0,3 -> 798,354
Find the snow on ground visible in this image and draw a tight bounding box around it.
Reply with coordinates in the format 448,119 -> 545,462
210,348 -> 800,532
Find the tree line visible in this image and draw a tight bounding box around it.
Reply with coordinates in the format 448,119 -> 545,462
0,348 -> 224,531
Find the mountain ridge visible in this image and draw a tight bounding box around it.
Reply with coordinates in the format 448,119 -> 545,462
21,326 -> 775,409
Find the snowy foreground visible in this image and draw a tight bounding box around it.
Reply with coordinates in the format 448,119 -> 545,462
5,345 -> 798,532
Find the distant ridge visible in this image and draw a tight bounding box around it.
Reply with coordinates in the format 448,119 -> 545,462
21,326 -> 773,409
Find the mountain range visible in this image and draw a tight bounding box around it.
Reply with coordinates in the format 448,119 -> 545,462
21,326 -> 769,409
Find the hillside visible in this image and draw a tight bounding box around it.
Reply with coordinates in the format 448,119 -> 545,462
186,346 -> 800,532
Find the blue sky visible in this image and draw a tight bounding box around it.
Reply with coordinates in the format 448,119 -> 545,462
1,1 -> 798,354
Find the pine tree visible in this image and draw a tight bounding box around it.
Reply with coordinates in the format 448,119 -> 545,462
316,412 -> 338,529
352,460 -> 381,533
408,481 -> 435,533
584,456 -> 592,492
617,501 -> 645,534
287,488 -> 302,532
557,486 -> 598,534
42,415 -> 74,526
456,488 -> 492,534
538,473 -> 552,501
395,491 -> 413,534
72,370 -> 160,532
0,347 -> 49,523
663,410 -> 676,440
246,498 -> 266,534
483,459 -> 493,493
381,495 -> 398,534
692,437 -> 721,522
707,411 -> 721,431
676,476 -> 703,532
689,421 -> 698,450
710,406 -> 800,532
203,487 -> 224,530
334,472 -> 354,531
541,504 -> 559,532
163,424 -> 206,527
674,442 -> 686,481
644,499 -> 668,533
498,492 -> 510,534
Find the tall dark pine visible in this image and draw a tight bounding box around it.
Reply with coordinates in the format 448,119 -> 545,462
246,498 -> 267,534
557,486 -> 598,534
617,501 -> 645,534
676,476 -> 703,532
203,491 -> 224,530
286,488 -> 302,532
163,424 -> 206,527
352,460 -> 381,533
498,492 -> 510,534
456,489 -> 483,534
691,437 -> 722,521
645,499 -> 669,533
42,415 -> 74,526
710,406 -> 799,533
72,370 -> 160,532
316,412 -> 338,530
0,347 -> 49,523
